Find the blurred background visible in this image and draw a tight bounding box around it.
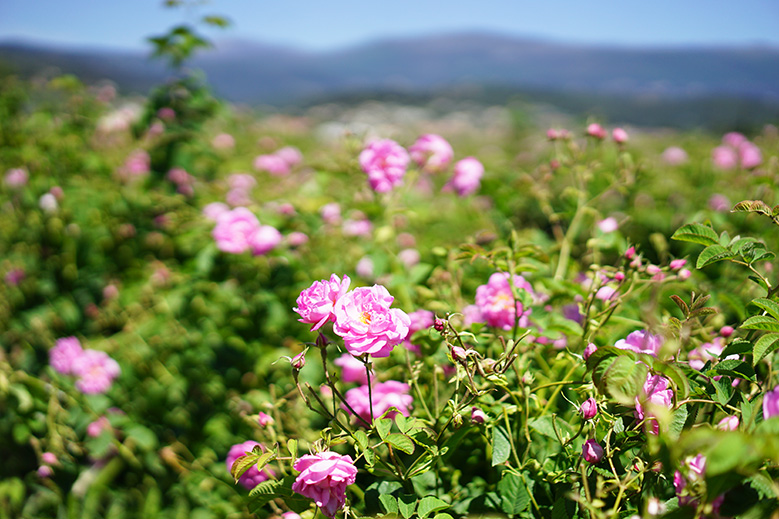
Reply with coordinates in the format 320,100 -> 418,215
2,0 -> 779,130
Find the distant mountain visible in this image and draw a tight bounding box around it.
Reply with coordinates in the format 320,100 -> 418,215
2,32 -> 778,107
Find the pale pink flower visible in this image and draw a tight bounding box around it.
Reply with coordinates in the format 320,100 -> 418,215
41,452 -> 58,465
71,349 -> 121,394
227,173 -> 257,191
167,167 -> 191,186
292,451 -> 357,518
249,225 -> 282,256
37,466 -> 53,478
635,374 -> 674,435
614,330 -> 664,357
342,214 -> 373,237
669,259 -> 687,271
50,337 -> 84,375
294,274 -> 351,331
708,194 -> 730,212
582,439 -> 604,463
275,146 -> 303,167
254,154 -> 290,176
282,512 -> 302,519
202,202 -> 230,222
712,145 -> 738,170
226,441 -> 273,490
677,269 -> 691,280
334,353 -> 372,384
257,412 -> 274,427
717,415 -> 739,431
687,337 -> 726,371
286,231 -> 309,247
398,248 -> 420,268
39,193 -> 58,213
446,157 -> 484,197
212,133 -> 235,150
343,380 -> 413,424
473,272 -> 535,331
359,139 -> 410,193
87,416 -> 111,437
355,257 -> 374,279
225,188 -> 252,207
597,217 -> 618,233
661,146 -> 688,166
332,285 -> 411,357
722,132 -> 747,148
320,203 -> 341,225
611,127 -> 629,143
408,134 -> 454,173
4,168 -> 28,188
764,385 -> 779,420
738,141 -> 762,169
546,128 -> 561,140
586,123 -> 607,139
118,150 -> 150,180
212,208 -> 260,254
595,286 -> 617,301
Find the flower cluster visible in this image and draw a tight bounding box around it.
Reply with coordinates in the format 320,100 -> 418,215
49,337 -> 121,394
211,207 -> 282,256
292,451 -> 357,518
712,131 -> 762,170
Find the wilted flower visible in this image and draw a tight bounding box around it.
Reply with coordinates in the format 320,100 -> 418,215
409,134 -> 454,173
582,439 -> 604,463
226,441 -> 273,490
332,285 -> 410,358
446,157 -> 484,197
294,274 -> 351,331
292,451 -> 357,518
359,139 -> 410,193
343,380 -> 413,423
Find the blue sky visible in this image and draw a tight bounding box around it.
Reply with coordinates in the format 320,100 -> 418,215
1,0 -> 778,51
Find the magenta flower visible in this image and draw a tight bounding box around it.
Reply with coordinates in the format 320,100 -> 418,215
712,145 -> 738,170
87,416 -> 111,437
579,398 -> 598,420
257,412 -> 274,427
583,343 -> 598,361
687,337 -> 726,371
446,157 -> 484,197
611,127 -> 628,143
41,452 -> 58,465
249,225 -> 282,256
635,374 -> 674,435
292,451 -> 357,518
334,353 -> 373,384
359,139 -> 410,193
614,330 -> 664,357
582,439 -> 604,463
409,134 -> 454,173
254,154 -> 290,176
473,272 -> 535,331
739,141 -> 762,169
674,454 -> 708,507
764,385 -> 779,420
294,274 -> 351,331
50,337 -> 84,375
226,441 -> 273,490
332,285 -> 411,358
343,380 -> 413,424
71,349 -> 121,394
722,132 -> 747,148
213,207 -> 260,254
471,407 -> 487,424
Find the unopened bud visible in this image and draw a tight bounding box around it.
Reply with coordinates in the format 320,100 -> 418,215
433,318 -> 446,332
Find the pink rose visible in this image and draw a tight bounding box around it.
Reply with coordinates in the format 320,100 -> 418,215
294,274 -> 351,331
446,157 -> 484,197
582,439 -> 604,463
764,385 -> 779,420
717,415 -> 739,431
254,154 -> 290,176
635,374 -> 674,435
212,133 -> 235,150
473,272 -> 535,331
614,330 -> 664,357
343,380 -> 413,424
586,123 -> 607,139
712,145 -> 738,170
611,127 -> 628,143
50,337 -> 84,375
582,343 -> 598,361
738,141 -> 762,169
202,202 -> 230,222
275,146 -> 303,167
227,173 -> 257,191
408,134 -> 454,173
579,398 -> 598,420
661,146 -> 688,165
359,139 -> 410,193
71,349 -> 121,394
334,353 -> 372,384
4,168 -> 28,188
320,203 -> 341,225
402,309 -> 435,354
332,285 -> 411,358
212,208 -> 260,254
226,441 -> 273,490
249,225 -> 282,256
292,451 -> 357,518
722,132 -> 747,148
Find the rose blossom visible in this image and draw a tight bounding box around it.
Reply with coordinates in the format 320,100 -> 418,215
359,139 -> 410,193
708,193 -> 730,212
446,157 -> 484,197
586,123 -> 607,139
41,452 -> 58,465
402,309 -> 435,354
292,451 -> 357,518
226,441 -> 273,490
661,146 -> 688,165
612,127 -> 629,143
276,146 -> 303,167
248,224 -> 282,256
87,416 -> 111,437
580,398 -> 598,420
717,415 -> 739,431
635,374 -> 674,435
287,231 -> 309,247
722,132 -> 747,148
343,380 -> 413,424
202,202 -> 230,222
582,439 -> 604,463
320,203 -> 341,225
764,385 -> 779,420
294,274 -> 351,331
583,343 -> 598,361
687,337 -> 727,371
614,330 -> 664,357
472,272 -> 535,331
408,134 -> 454,173
49,337 -> 84,375
597,217 -> 618,233
257,412 -> 274,427
738,141 -> 762,169
212,208 -> 260,254
4,168 -> 28,188
712,145 -> 738,170
334,353 -> 373,384
227,173 -> 257,191
332,285 -> 411,358
211,133 -> 235,150
254,154 -> 290,176
71,349 -> 121,394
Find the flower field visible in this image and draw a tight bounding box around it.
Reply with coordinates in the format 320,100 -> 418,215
3,71 -> 779,519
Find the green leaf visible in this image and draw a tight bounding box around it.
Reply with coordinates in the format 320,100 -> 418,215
398,494 -> 417,519
696,244 -> 734,269
231,453 -> 261,483
672,223 -> 720,246
375,418 -> 393,440
740,315 -> 779,333
754,333 -> 779,365
498,472 -> 531,515
379,495 -> 399,515
286,439 -> 298,458
417,496 -> 449,519
528,416 -> 574,442
491,425 -> 511,466
667,404 -> 688,440
712,359 -> 755,381
649,358 -> 691,399
592,351 -> 648,405
720,339 -> 754,359
711,377 -> 734,406
255,450 -> 277,472
354,430 -> 369,451
750,298 -> 779,320
386,433 -> 415,455
248,478 -> 282,498
732,199 -> 773,217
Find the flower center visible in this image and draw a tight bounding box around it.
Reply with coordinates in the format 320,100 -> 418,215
360,311 -> 372,325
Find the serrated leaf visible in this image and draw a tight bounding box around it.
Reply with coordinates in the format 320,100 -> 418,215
732,200 -> 772,216
498,472 -> 531,515
418,496 -> 449,519
670,295 -> 689,316
740,315 -> 779,332
696,245 -> 734,269
255,450 -> 277,472
712,359 -> 755,381
748,472 -> 778,498
753,333 -> 779,364
720,339 -> 753,358
386,433 -> 415,455
248,478 -> 283,498
750,298 -> 779,320
231,453 -> 261,483
672,223 -> 720,246
491,425 -> 511,466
